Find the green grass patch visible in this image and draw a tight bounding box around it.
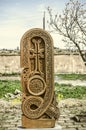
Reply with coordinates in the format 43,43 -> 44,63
0,80 -> 86,100
0,80 -> 21,98
56,73 -> 86,80
55,82 -> 86,99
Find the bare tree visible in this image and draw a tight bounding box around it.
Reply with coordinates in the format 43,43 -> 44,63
47,0 -> 86,65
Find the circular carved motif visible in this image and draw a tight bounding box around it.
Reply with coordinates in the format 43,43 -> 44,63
27,75 -> 46,96
22,96 -> 43,119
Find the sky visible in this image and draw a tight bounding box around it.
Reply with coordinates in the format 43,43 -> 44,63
0,0 -> 85,49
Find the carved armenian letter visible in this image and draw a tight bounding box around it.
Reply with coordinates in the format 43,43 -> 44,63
20,28 -> 60,128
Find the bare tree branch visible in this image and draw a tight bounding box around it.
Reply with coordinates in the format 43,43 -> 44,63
47,0 -> 86,64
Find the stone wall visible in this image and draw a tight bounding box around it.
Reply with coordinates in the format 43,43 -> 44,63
0,56 -> 21,74
54,55 -> 86,74
0,55 -> 86,74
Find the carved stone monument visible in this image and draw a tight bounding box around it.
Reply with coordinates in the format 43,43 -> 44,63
20,28 -> 60,128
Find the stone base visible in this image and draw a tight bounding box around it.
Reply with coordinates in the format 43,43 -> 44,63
22,116 -> 55,128
17,124 -> 62,130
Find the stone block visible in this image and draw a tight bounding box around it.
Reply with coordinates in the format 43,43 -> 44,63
17,124 -> 62,130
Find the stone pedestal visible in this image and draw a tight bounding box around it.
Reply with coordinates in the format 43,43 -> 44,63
17,124 -> 62,130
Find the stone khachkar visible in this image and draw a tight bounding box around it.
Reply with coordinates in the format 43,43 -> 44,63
20,28 -> 60,128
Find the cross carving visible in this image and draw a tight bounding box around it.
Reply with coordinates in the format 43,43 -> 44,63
29,38 -> 44,74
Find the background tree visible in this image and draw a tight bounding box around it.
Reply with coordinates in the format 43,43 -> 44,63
47,0 -> 86,65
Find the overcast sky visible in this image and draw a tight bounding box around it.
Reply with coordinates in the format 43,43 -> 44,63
0,0 -> 85,49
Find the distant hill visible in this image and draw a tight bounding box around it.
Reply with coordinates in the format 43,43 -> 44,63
0,49 -> 20,56
0,47 -> 85,56
54,47 -> 80,55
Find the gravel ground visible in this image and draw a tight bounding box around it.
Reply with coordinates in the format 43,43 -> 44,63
0,76 -> 86,130
0,76 -> 86,86
0,98 -> 86,130
54,76 -> 86,86
0,76 -> 20,81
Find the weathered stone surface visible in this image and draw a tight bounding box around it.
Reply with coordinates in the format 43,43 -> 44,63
20,28 -> 59,128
